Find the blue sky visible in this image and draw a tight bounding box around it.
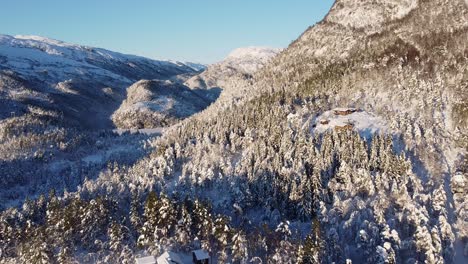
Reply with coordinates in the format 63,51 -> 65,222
0,0 -> 334,63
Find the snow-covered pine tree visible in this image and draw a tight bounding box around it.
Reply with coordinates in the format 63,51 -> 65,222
138,191 -> 159,248
232,230 -> 249,264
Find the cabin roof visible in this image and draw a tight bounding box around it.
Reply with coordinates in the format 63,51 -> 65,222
136,256 -> 156,264
157,251 -> 183,264
192,249 -> 210,260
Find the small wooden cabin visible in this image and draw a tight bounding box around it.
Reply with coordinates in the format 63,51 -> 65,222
192,249 -> 210,264
334,109 -> 357,116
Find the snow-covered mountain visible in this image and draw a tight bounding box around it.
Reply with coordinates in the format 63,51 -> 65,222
184,46 -> 281,92
0,34 -> 205,129
1,0 -> 468,263
119,0 -> 467,262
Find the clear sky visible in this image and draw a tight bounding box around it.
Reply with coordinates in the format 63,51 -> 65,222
0,0 -> 334,64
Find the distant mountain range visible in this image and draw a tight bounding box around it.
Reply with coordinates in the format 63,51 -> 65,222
0,34 -> 208,129
0,34 -> 204,84
0,35 -> 280,130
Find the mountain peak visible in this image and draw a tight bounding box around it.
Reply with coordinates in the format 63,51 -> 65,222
184,46 -> 281,91
226,47 -> 282,60
14,34 -> 69,46
325,0 -> 419,30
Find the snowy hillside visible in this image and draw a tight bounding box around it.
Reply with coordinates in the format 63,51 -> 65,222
112,80 -> 213,129
184,46 -> 281,91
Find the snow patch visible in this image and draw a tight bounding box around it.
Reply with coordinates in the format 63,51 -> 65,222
185,46 -> 281,91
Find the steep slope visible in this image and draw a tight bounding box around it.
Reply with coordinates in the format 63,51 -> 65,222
0,34 -> 204,129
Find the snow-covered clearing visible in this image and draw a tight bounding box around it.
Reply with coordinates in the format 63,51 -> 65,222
312,108 -> 389,138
